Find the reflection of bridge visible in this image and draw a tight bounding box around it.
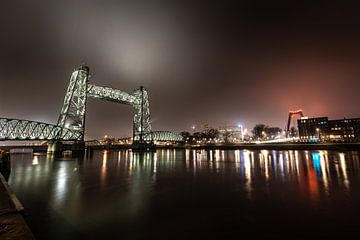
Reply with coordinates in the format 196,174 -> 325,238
0,65 -> 183,146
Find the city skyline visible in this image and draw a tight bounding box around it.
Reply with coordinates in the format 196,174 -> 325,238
1,1 -> 360,139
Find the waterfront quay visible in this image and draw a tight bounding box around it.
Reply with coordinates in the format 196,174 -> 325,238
188,142 -> 360,151
88,142 -> 360,152
2,142 -> 359,155
0,173 -> 34,239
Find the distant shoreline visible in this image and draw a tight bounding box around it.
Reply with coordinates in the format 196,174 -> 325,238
93,142 -> 360,151
186,143 -> 360,151
1,142 -> 360,153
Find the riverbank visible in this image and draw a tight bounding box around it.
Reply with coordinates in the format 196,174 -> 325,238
90,142 -> 360,151
0,173 -> 34,239
188,142 -> 360,151
1,142 -> 360,154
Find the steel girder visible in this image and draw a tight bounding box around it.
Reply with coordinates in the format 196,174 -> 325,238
0,118 -> 82,141
87,84 -> 137,105
142,131 -> 184,142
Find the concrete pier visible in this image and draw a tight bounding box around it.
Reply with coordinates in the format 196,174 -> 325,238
0,173 -> 34,239
47,141 -> 85,157
131,141 -> 156,152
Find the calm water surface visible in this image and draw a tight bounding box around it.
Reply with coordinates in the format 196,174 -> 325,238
8,149 -> 360,239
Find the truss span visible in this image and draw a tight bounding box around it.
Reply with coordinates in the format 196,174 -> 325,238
0,118 -> 82,141
142,131 -> 184,142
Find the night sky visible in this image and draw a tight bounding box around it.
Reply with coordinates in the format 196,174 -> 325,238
1,0 -> 360,139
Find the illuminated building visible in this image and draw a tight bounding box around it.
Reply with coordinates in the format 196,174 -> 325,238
298,117 -> 360,142
218,125 -> 243,143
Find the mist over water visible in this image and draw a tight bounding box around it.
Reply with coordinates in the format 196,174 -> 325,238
8,149 -> 360,239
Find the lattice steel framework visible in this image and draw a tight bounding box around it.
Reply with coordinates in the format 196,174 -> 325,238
57,65 -> 152,141
57,65 -> 90,137
87,84 -> 152,140
0,65 -> 183,142
142,131 -> 183,142
0,118 -> 82,140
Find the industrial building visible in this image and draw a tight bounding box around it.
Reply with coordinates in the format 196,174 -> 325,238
298,117 -> 360,142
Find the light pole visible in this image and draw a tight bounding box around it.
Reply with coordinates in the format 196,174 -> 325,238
237,124 -> 243,142
316,128 -> 320,141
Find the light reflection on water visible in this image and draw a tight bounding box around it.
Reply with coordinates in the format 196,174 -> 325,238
7,149 -> 360,239
183,149 -> 355,194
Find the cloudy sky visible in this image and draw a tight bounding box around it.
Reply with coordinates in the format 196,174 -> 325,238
1,0 -> 360,139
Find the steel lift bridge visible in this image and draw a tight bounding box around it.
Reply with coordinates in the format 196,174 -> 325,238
0,65 -> 183,152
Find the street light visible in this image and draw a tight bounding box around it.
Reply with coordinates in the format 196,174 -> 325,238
191,125 -> 196,135
237,124 -> 243,141
316,128 -> 320,141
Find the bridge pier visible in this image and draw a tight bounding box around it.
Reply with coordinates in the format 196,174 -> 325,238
47,141 -> 85,157
47,141 -> 62,157
132,141 -> 156,152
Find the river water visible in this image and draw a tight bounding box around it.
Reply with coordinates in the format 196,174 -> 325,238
7,149 -> 360,239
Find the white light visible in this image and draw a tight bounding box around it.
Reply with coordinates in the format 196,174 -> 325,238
32,156 -> 39,165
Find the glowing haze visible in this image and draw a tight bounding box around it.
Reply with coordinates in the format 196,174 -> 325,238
0,0 -> 359,139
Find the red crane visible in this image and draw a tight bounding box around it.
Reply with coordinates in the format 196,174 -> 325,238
286,109 -> 304,137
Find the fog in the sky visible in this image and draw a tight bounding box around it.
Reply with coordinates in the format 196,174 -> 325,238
1,0 -> 360,139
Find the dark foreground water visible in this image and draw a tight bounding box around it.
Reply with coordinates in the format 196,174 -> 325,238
7,149 -> 360,239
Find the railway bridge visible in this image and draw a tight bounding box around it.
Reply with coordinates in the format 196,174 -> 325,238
0,65 -> 183,154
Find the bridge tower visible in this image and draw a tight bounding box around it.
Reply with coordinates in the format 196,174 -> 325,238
132,86 -> 152,142
131,86 -> 155,151
57,65 -> 90,138
48,65 -> 90,156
